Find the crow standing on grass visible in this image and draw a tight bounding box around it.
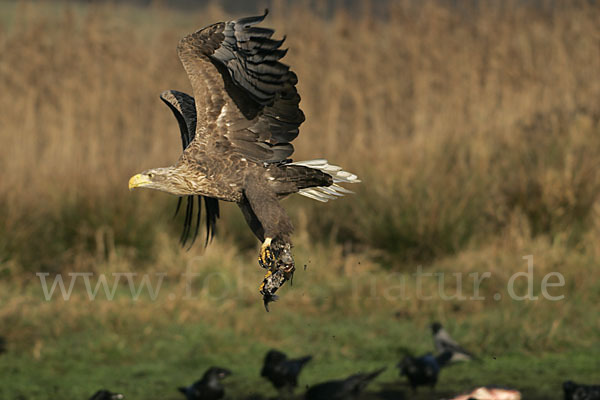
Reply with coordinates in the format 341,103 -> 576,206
431,322 -> 477,362
304,367 -> 386,400
88,390 -> 123,400
398,351 -> 453,391
178,367 -> 232,400
260,349 -> 312,397
563,381 -> 600,400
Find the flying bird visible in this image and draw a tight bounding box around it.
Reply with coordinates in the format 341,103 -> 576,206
260,349 -> 312,397
178,367 -> 232,400
304,368 -> 385,400
128,10 -> 359,309
397,351 -> 452,391
563,381 -> 600,400
431,322 -> 477,362
88,390 -> 124,400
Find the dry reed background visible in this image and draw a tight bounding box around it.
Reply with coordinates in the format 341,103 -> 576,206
0,1 -> 599,398
1,0 -> 600,269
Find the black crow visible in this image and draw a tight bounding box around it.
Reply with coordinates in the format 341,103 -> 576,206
304,367 -> 385,400
564,381 -> 600,400
88,390 -> 124,400
398,351 -> 452,391
431,322 -> 477,362
178,367 -> 232,400
261,349 -> 312,397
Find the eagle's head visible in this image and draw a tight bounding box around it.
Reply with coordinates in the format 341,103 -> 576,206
128,166 -> 197,196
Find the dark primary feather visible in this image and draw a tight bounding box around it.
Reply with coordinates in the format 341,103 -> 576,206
160,91 -> 219,248
260,349 -> 312,394
178,367 -> 232,400
176,9 -> 305,164
160,90 -> 197,149
564,381 -> 600,400
305,368 -> 386,400
180,195 -> 193,246
204,197 -> 220,245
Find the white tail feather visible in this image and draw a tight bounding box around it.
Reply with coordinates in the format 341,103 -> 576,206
291,159 -> 360,202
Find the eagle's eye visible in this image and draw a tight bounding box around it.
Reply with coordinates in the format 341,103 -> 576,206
148,172 -> 154,179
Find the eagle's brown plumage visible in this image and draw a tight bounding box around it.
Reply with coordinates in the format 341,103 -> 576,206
129,10 -> 359,308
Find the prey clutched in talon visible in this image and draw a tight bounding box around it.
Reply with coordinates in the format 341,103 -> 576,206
259,268 -> 282,312
260,268 -> 294,312
259,270 -> 274,293
258,239 -> 296,311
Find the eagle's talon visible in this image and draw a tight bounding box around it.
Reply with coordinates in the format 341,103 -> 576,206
258,237 -> 275,269
258,248 -> 274,269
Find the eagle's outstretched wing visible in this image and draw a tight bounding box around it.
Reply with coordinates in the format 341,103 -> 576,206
159,90 -> 220,247
176,10 -> 305,163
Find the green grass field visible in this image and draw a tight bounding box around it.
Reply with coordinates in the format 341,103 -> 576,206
1,230 -> 599,399
1,310 -> 598,399
0,1 -> 599,399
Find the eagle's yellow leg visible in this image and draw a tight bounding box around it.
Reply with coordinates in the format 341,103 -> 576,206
258,237 -> 274,268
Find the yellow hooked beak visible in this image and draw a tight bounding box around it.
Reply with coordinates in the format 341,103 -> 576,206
128,174 -> 152,190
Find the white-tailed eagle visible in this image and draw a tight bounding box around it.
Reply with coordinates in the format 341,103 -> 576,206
129,10 -> 360,309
